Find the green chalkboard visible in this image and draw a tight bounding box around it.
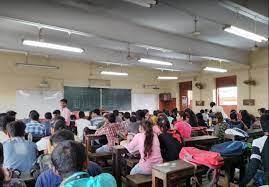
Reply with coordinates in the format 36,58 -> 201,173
101,89 -> 131,111
64,86 -> 100,111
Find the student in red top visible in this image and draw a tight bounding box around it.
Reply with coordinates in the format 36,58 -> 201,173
59,99 -> 71,126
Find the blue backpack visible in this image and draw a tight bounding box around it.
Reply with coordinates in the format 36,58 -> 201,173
211,141 -> 248,157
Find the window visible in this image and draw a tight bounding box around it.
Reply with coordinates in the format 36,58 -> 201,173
217,86 -> 237,105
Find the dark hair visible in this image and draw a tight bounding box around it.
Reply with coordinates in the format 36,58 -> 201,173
29,110 -> 38,117
157,115 -> 170,133
108,113 -> 116,123
92,109 -> 100,116
184,108 -> 198,127
130,115 -> 137,123
258,108 -> 266,114
78,111 -> 85,119
136,110 -> 145,121
30,110 -> 39,121
6,110 -> 17,117
0,114 -> 15,131
131,112 -> 136,116
240,110 -> 252,128
200,109 -> 205,113
143,109 -> 149,115
123,112 -> 130,120
163,109 -> 170,117
140,120 -> 154,158
153,110 -> 159,116
230,111 -> 238,120
260,114 -> 269,132
53,110 -> 61,115
51,141 -> 86,178
196,113 -> 204,121
70,115 -> 76,121
54,120 -> 67,131
6,121 -> 26,137
178,111 -> 185,119
210,102 -> 216,108
215,112 -> 224,123
113,110 -> 119,116
50,130 -> 75,146
45,112 -> 52,120
205,109 -> 208,113
0,142 -> 3,164
60,99 -> 68,104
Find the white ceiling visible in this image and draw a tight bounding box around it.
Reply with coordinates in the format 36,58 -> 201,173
0,0 -> 268,72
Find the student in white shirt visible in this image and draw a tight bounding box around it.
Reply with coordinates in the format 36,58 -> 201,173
210,102 -> 228,119
76,111 -> 91,142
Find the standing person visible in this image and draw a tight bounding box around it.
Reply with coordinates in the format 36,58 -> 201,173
210,102 -> 228,119
42,112 -> 52,136
25,110 -> 46,137
124,120 -> 163,175
75,111 -> 91,142
59,99 -> 71,126
90,109 -> 104,128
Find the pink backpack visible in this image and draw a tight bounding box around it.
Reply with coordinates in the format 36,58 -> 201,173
174,120 -> 192,139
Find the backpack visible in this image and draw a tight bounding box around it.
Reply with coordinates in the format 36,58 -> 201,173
211,141 -> 248,157
225,128 -> 249,138
179,147 -> 224,186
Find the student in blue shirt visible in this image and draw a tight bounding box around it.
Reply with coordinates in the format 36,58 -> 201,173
51,141 -> 116,187
25,110 -> 46,137
42,112 -> 52,136
3,121 -> 37,172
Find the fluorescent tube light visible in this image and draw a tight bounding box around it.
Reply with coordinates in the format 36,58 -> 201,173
203,67 -> 227,73
122,0 -> 156,8
157,76 -> 178,80
155,68 -> 180,72
16,63 -> 59,69
22,40 -> 84,53
138,58 -> 173,66
201,56 -> 230,62
135,44 -> 173,53
100,71 -> 128,76
224,25 -> 268,42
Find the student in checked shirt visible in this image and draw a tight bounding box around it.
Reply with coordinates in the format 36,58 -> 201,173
240,113 -> 269,186
25,110 -> 45,137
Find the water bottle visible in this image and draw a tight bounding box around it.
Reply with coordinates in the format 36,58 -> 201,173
28,133 -> 33,142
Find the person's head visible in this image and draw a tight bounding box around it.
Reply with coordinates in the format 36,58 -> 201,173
139,120 -> 153,158
78,111 -> 85,119
51,140 -> 86,179
210,102 -> 216,108
6,121 -> 26,138
108,113 -> 116,123
6,110 -> 17,118
230,111 -> 238,121
153,110 -> 159,117
205,109 -> 208,113
131,112 -> 136,116
60,99 -> 68,108
130,115 -> 137,123
113,110 -> 119,117
136,110 -> 145,121
184,108 -> 198,126
157,115 -> 170,133
258,108 -> 266,116
45,112 -> 52,120
119,112 -> 124,119
28,110 -> 38,118
29,110 -> 39,121
49,130 -> 75,152
123,112 -> 130,120
143,109 -> 150,118
200,109 -> 205,114
70,115 -> 76,121
215,112 -> 224,124
260,114 -> 269,134
91,109 -> 101,118
0,114 -> 15,132
53,110 -> 61,118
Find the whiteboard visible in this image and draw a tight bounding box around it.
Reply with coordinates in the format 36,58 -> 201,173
131,93 -> 158,114
16,90 -> 63,119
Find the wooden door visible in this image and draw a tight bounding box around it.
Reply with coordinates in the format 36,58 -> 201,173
179,81 -> 192,111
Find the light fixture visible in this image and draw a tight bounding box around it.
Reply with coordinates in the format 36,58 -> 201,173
22,40 -> 84,53
16,63 -> 59,70
223,25 -> 268,42
157,76 -> 178,80
135,44 -> 173,53
100,71 -> 128,76
122,0 -> 156,8
138,58 -> 173,66
155,68 -> 180,72
201,56 -> 230,62
203,67 -> 227,73
96,61 -> 129,66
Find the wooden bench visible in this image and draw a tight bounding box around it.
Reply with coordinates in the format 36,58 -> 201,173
122,174 -> 152,187
184,135 -> 219,149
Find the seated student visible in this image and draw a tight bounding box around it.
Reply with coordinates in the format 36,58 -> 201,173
157,116 -> 182,162
0,114 -> 15,143
75,111 -> 91,142
228,111 -> 247,130
240,110 -> 253,129
6,110 -> 17,119
174,111 -> 192,139
0,167 -> 26,187
3,121 -> 37,172
42,112 -> 52,136
213,112 -> 228,141
122,112 -> 131,130
51,110 -> 61,124
163,110 -> 174,125
51,140 -> 116,187
184,108 -> 198,127
113,110 -> 122,124
94,113 -> 125,153
127,115 -> 139,134
90,109 -> 104,127
25,110 -> 45,137
200,109 -> 209,122
151,110 -> 159,125
240,113 -> 269,186
196,113 -> 208,127
124,120 -> 162,175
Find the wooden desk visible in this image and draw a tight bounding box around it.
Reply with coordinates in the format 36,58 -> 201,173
247,129 -> 263,138
184,135 -> 219,148
152,160 -> 198,187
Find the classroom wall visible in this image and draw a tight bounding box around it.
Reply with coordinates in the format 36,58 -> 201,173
0,52 -> 178,113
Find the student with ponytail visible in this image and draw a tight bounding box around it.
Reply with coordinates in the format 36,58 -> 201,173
125,120 -> 163,175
